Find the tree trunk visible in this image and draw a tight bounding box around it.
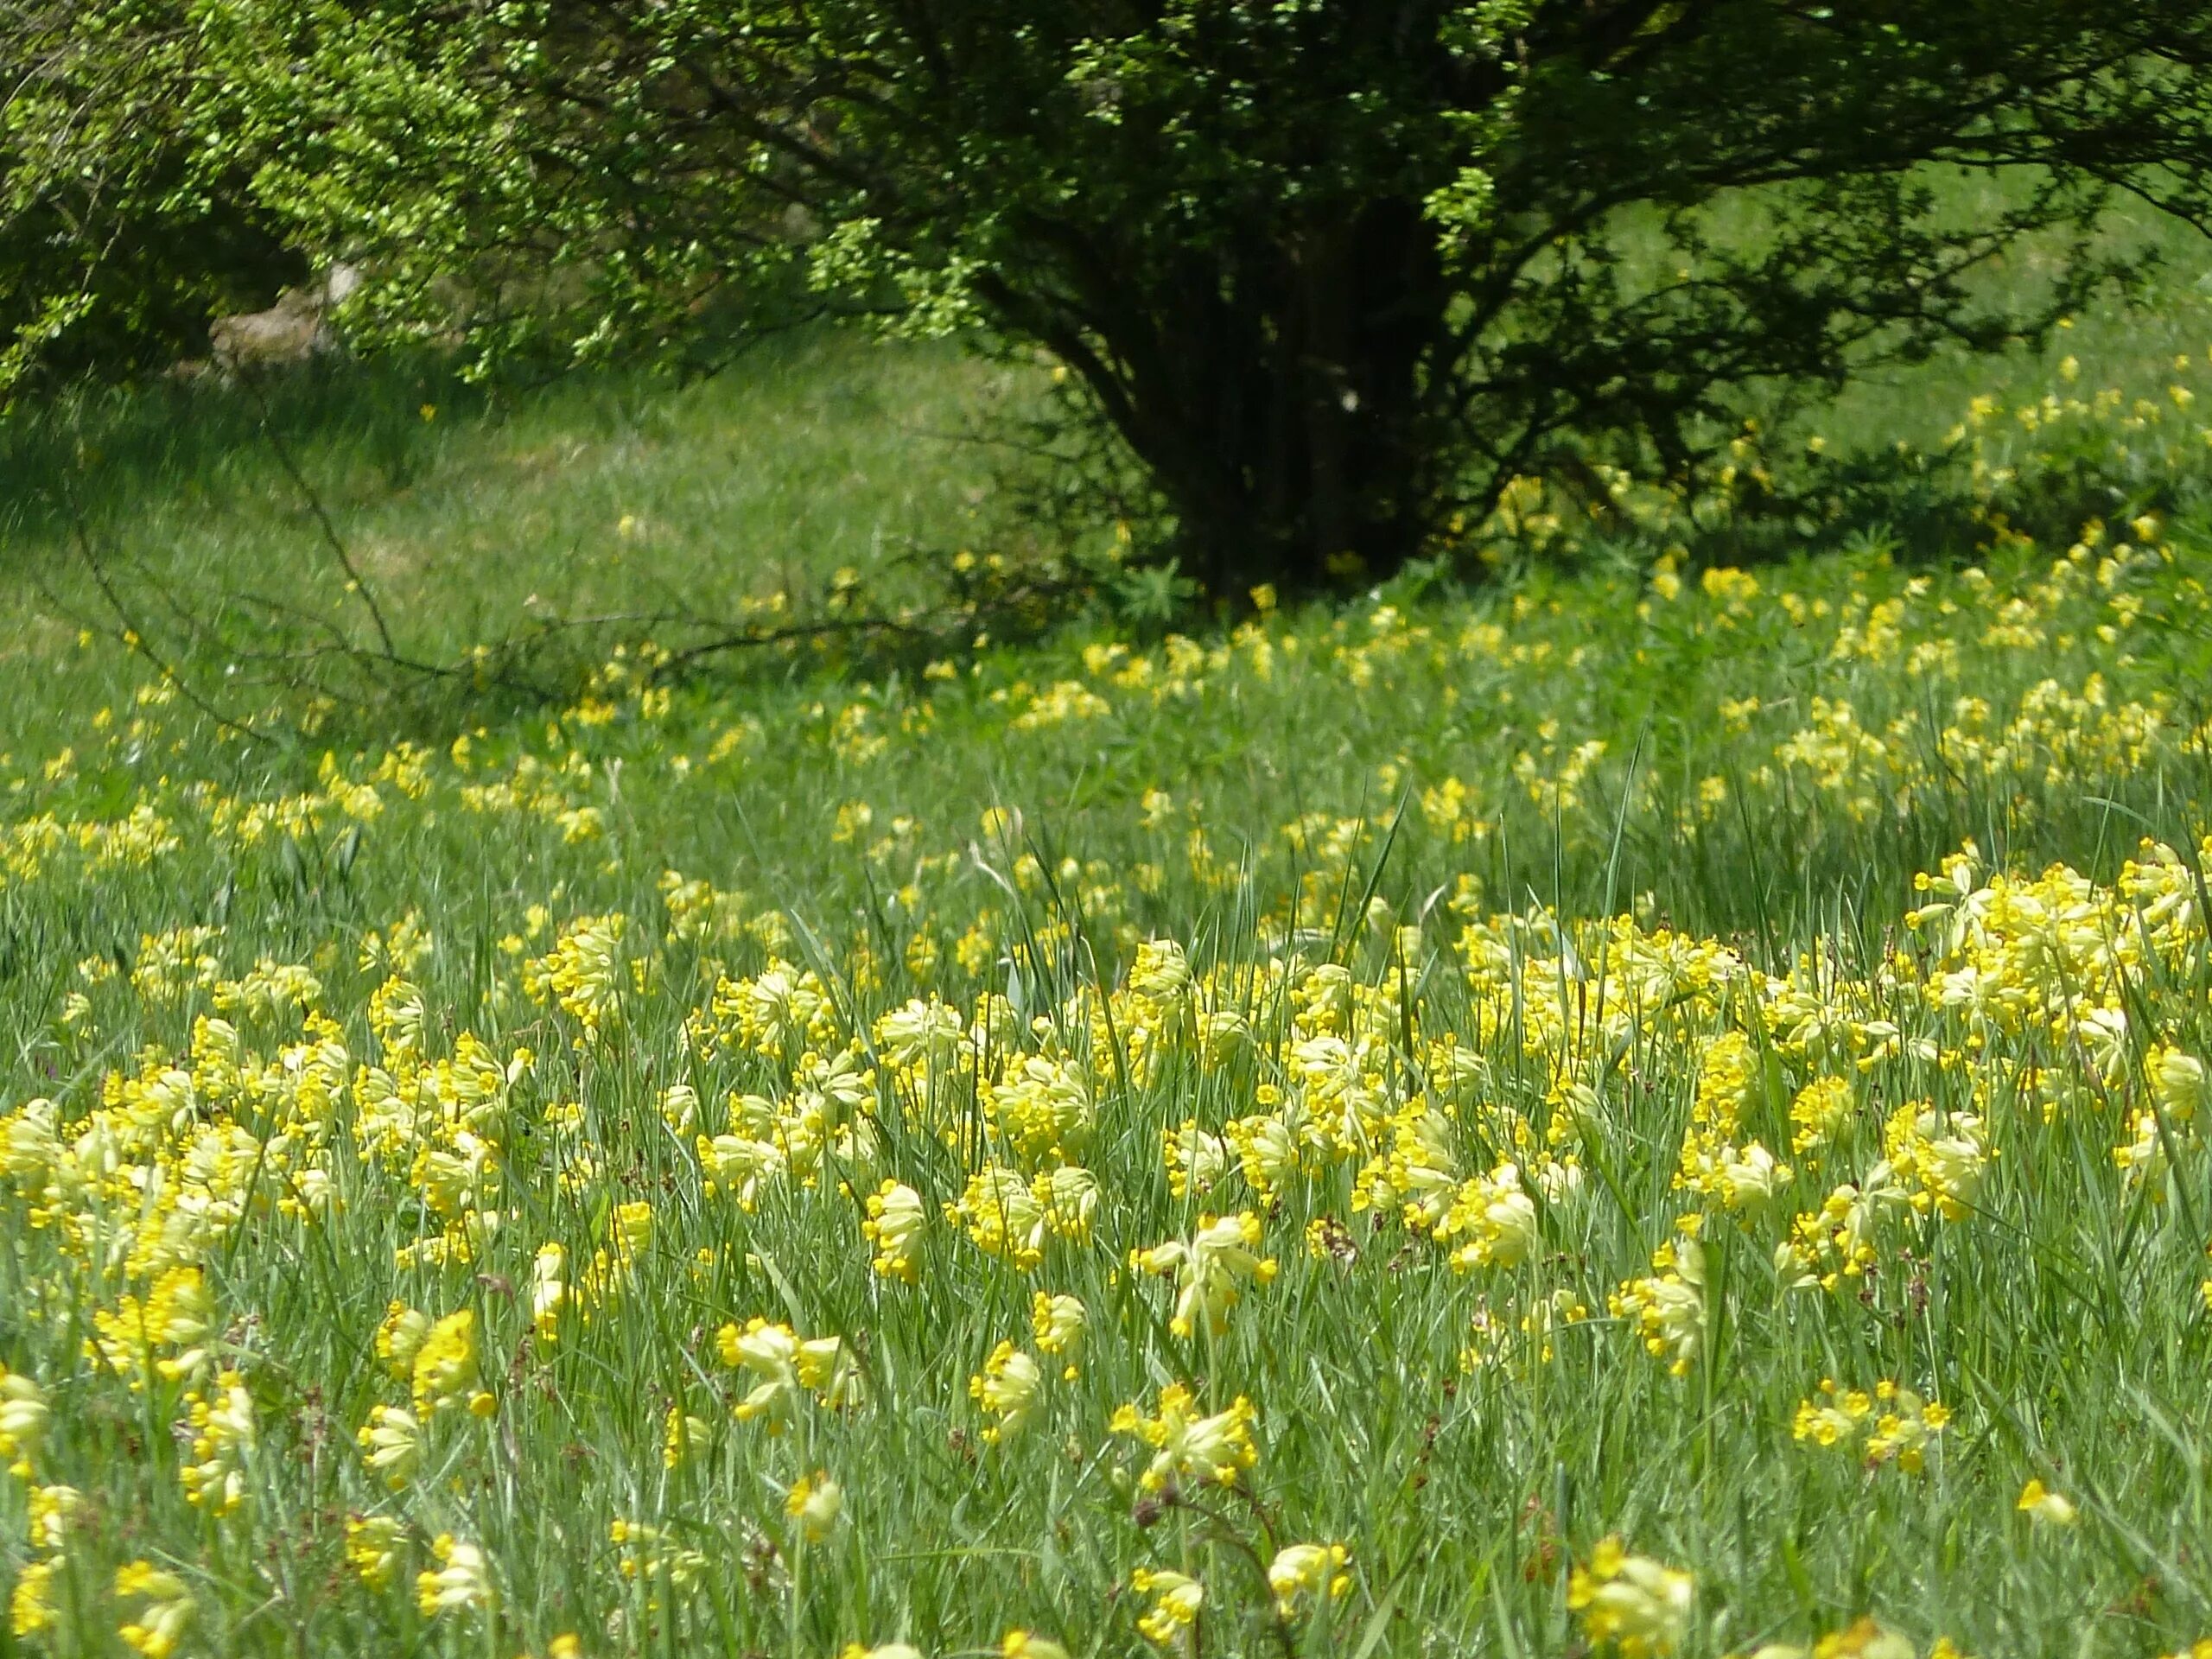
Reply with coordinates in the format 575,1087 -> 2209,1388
1094,196 -> 1450,597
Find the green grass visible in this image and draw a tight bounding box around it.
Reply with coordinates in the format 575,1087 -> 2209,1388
3,302 -> 2212,1659
0,328 -> 1031,753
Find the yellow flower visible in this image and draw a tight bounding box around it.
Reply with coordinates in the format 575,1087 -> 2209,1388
2149,1046 -> 2206,1122
785,1471 -> 845,1542
2016,1479 -> 2077,1526
0,1369 -> 49,1478
863,1180 -> 928,1282
532,1243 -> 569,1342
1611,1237 -> 1706,1376
357,1404 -> 423,1488
180,1370 -> 257,1516
611,1199 -> 654,1262
27,1484 -> 83,1552
1128,938 -> 1193,1001
970,1341 -> 1045,1444
1131,1567 -> 1203,1643
1031,1292 -> 1087,1377
1791,1380 -> 1872,1446
1031,1166 -> 1098,1245
610,1518 -> 707,1587
410,1309 -> 480,1415
1567,1536 -> 1694,1658
1789,1077 -> 1853,1155
10,1559 -> 58,1637
416,1533 -> 496,1617
88,1265 -> 213,1388
844,1646 -> 924,1659
346,1515 -> 405,1590
1002,1631 -> 1071,1659
1268,1542 -> 1352,1617
1865,1389 -> 1950,1475
1162,1121 -> 1228,1200
1111,1382 -> 1258,1491
1131,1211 -> 1278,1338
948,1166 -> 1048,1270
1809,1618 -> 1916,1659
115,1562 -> 195,1659
717,1317 -> 860,1427
720,1317 -> 804,1424
1438,1162 -> 1540,1269
663,1404 -> 712,1469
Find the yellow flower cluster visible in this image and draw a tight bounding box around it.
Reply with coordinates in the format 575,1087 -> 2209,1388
4,450 -> 2212,1652
1792,1380 -> 1952,1474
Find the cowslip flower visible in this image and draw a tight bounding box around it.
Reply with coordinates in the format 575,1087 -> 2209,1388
11,1559 -> 58,1638
358,1404 -> 423,1488
1032,1166 -> 1098,1246
611,1518 -> 707,1588
1749,1617 -> 1916,1659
843,1646 -> 924,1659
948,1166 -> 1048,1270
346,1516 -> 405,1590
2149,1046 -> 2205,1121
785,1471 -> 844,1542
863,1180 -> 927,1282
1789,1077 -> 1854,1155
2017,1479 -> 2078,1526
1131,1211 -> 1278,1338
1031,1292 -> 1087,1378
410,1310 -> 485,1416
718,1318 -> 858,1427
532,1243 -> 569,1341
115,1562 -> 195,1659
1163,1121 -> 1228,1200
1792,1380 -> 1873,1446
1268,1542 -> 1351,1617
1128,938 -> 1193,1001
1002,1631 -> 1071,1659
180,1370 -> 257,1516
1438,1162 -> 1540,1269
1611,1232 -> 1705,1376
0,1368 -> 49,1477
1130,1567 -> 1203,1643
1111,1382 -> 1258,1491
875,995 -> 969,1071
416,1533 -> 497,1617
1864,1386 -> 1951,1473
663,1404 -> 712,1469
970,1341 -> 1045,1444
376,1302 -> 432,1378
1792,1377 -> 1951,1472
120,1265 -> 214,1385
28,1484 -> 83,1553
1567,1536 -> 1693,1659
1713,1141 -> 1791,1212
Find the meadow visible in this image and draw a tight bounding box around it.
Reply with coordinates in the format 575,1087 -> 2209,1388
4,290 -> 2212,1659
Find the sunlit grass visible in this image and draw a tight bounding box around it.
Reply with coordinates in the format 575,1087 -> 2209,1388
3,302 -> 2212,1659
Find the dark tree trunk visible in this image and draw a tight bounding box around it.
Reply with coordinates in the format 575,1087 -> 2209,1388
1080,195 -> 1454,597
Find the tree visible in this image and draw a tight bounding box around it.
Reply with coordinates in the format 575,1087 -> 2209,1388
0,2 -> 308,389
10,1 -> 2212,590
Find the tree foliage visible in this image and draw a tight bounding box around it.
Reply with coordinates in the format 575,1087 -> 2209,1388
9,0 -> 2212,588
0,2 -> 309,385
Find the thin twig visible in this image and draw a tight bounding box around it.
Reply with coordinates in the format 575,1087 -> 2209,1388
236,365 -> 401,659
59,486 -> 274,748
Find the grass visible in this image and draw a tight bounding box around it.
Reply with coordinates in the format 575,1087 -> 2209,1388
3,283 -> 2212,1659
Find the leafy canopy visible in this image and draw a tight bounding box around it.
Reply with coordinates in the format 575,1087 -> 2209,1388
8,1 -> 2212,588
